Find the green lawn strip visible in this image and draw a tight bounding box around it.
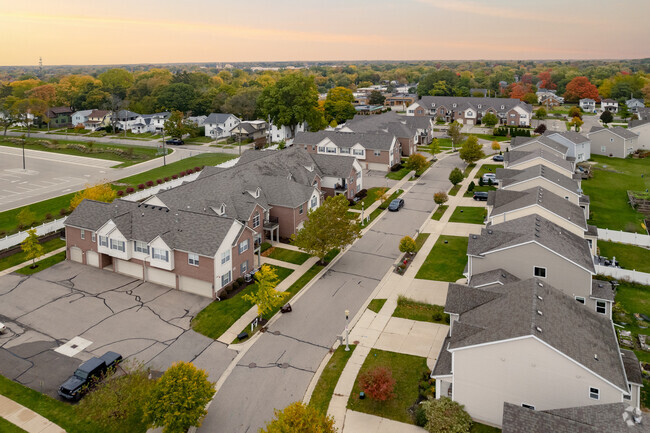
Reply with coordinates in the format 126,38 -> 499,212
0,375 -> 111,433
378,189 -> 404,209
367,299 -> 387,313
309,345 -> 357,415
463,164 -> 476,178
0,193 -> 76,235
449,206 -> 487,224
263,246 -> 311,265
0,238 -> 65,272
386,166 -> 411,181
474,164 -> 502,179
185,136 -> 215,144
582,155 -> 649,233
0,417 -> 27,433
392,296 -> 449,324
448,184 -> 461,196
471,423 -> 502,433
347,349 -> 428,424
15,251 -> 66,275
192,265 -> 294,340
469,133 -> 509,142
599,241 -> 650,273
415,235 -> 468,282
463,185 -> 496,197
642,379 -> 650,410
351,187 -> 389,210
414,233 -> 430,252
431,205 -> 448,220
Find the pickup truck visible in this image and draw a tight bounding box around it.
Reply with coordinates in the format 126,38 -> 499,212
58,351 -> 122,401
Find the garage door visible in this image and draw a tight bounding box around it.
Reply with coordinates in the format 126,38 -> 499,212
367,162 -> 388,172
147,267 -> 176,288
69,247 -> 83,263
115,259 -> 143,279
179,276 -> 213,298
466,119 -> 474,125
86,251 -> 99,267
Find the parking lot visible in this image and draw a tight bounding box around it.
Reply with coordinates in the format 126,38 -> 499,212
0,261 -> 233,399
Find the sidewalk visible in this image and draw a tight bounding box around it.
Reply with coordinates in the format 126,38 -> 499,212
0,395 -> 65,433
0,247 -> 66,277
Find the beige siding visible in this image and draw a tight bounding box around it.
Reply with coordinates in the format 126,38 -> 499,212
488,207 -> 585,237
452,337 -> 625,427
507,159 -> 573,178
590,132 -> 636,159
501,178 -> 580,206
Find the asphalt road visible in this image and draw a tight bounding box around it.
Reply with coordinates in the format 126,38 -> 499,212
199,154 -> 465,433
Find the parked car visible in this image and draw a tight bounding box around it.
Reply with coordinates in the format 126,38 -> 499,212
492,155 -> 504,162
0,322 -> 6,334
58,351 -> 122,401
473,191 -> 489,201
481,173 -> 498,185
165,138 -> 184,145
388,198 -> 405,211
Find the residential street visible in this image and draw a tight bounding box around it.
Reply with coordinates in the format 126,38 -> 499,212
199,154 -> 465,433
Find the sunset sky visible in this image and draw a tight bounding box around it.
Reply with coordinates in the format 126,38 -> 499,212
1,0 -> 648,66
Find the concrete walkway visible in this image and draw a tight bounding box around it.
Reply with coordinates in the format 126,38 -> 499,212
0,395 -> 65,433
0,247 -> 66,277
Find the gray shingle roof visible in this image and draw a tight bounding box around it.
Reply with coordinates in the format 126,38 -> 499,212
431,334 -> 452,376
545,130 -> 591,145
497,165 -> 581,195
468,214 -> 595,273
629,118 -> 650,129
417,96 -> 532,115
294,130 -> 395,151
588,126 -> 639,140
510,135 -> 569,155
621,349 -> 643,385
504,149 -> 573,173
205,113 -> 237,124
590,280 -> 615,302
344,111 -> 423,137
468,268 -> 520,289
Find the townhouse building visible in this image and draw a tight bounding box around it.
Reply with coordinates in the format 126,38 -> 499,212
341,111 -> 432,153
628,118 -> 650,151
503,149 -> 575,178
587,126 -> 639,158
542,131 -> 591,162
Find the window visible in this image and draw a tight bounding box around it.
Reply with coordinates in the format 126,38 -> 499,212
311,196 -> 317,208
533,267 -> 546,278
80,229 -> 85,240
575,296 -> 585,304
510,113 -> 515,117
340,148 -> 350,154
601,146 -> 606,152
253,212 -> 260,228
91,232 -> 96,242
589,387 -> 599,400
610,138 -> 613,143
99,236 -> 108,247
239,239 -> 249,254
134,241 -> 149,254
326,147 -> 337,154
152,247 -> 169,262
299,204 -> 304,214
110,239 -> 125,252
477,104 -> 481,109
353,149 -> 364,156
624,394 -> 631,400
241,260 -> 248,274
374,150 -> 381,156
221,250 -> 231,264
221,271 -> 232,287
318,146 -> 326,153
596,301 -> 607,314
188,253 -> 199,266
521,404 -> 535,410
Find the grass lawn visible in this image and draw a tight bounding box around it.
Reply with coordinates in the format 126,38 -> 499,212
347,349 -> 429,424
449,206 -> 487,224
469,133 -> 510,142
310,345 -> 357,415
386,166 -> 411,181
599,241 -> 650,273
0,238 -> 65,272
192,265 -> 294,340
464,185 -> 496,197
0,417 -> 27,433
431,205 -> 448,220
263,246 -> 311,265
185,136 -> 215,144
471,423 -> 502,433
415,235 -> 468,282
367,299 -> 387,313
448,184 -> 461,196
474,164 -> 502,179
351,187 -> 389,210
414,233 -> 430,252
392,296 -> 449,324
15,251 -> 66,275
582,155 -> 650,233
0,375 -> 113,433
463,163 -> 476,177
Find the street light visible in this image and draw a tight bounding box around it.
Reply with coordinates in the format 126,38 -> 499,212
344,309 -> 350,351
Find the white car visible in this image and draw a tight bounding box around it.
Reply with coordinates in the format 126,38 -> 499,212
0,322 -> 6,334
482,173 -> 498,185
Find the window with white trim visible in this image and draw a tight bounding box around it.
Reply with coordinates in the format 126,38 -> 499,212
326,147 -> 337,154
596,301 -> 607,314
188,253 -> 199,266
221,270 -> 232,287
253,212 -> 260,228
221,250 -> 231,264
134,241 -> 149,254
239,239 -> 249,254
589,387 -> 599,400
110,239 -> 125,252
241,260 -> 248,274
152,247 -> 169,262
575,296 -> 585,304
534,266 -> 546,278
299,204 -> 304,214
624,394 -> 631,400
91,232 -> 96,242
80,229 -> 85,240
99,236 -> 108,247
374,150 -> 381,156
318,146 -> 326,152
601,146 -> 606,152
353,149 -> 364,156
311,196 -> 317,208
340,148 -> 350,154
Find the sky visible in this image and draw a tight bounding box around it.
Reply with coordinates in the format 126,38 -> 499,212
0,0 -> 648,66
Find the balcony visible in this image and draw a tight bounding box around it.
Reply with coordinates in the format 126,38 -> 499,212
334,182 -> 347,193
263,216 -> 279,229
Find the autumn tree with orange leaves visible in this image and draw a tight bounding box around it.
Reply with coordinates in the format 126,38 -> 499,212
564,77 -> 600,103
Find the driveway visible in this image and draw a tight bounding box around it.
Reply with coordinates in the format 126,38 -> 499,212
0,261 -> 235,398
199,154 -> 465,433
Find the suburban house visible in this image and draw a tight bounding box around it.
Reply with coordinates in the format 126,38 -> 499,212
587,126 -> 639,158
601,99 -> 619,113
432,278 -> 637,427
384,93 -> 416,111
341,111 -> 431,154
188,115 -> 207,127
626,97 -> 645,114
503,149 -> 575,179
628,118 -> 650,151
204,113 -> 240,139
542,131 -> 591,162
143,112 -> 170,134
406,96 -> 533,127
71,110 -> 93,128
84,110 -> 111,130
509,135 -> 569,160
496,165 -> 584,208
46,107 -> 74,128
579,98 -> 597,112
536,89 -> 564,107
269,122 -> 305,144
294,130 -> 400,172
114,110 -> 142,131
230,120 -> 267,142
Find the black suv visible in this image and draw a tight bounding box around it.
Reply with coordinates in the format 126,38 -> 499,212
473,191 -> 489,201
165,138 -> 184,145
58,351 -> 122,401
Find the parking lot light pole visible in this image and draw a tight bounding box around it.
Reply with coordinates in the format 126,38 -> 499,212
344,309 -> 350,351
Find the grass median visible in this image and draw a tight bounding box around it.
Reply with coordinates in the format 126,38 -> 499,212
0,238 -> 65,272
310,345 -> 357,415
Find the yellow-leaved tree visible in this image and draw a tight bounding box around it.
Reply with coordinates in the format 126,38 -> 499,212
21,229 -> 44,267
243,265 -> 288,319
260,401 -> 336,433
70,181 -> 116,210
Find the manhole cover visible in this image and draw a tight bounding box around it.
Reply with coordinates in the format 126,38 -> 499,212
279,363 -> 289,369
248,362 -> 257,368
272,331 -> 281,335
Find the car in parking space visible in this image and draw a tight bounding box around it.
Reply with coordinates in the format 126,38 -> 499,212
492,154 -> 504,162
388,198 -> 405,211
473,191 -> 489,201
165,138 -> 184,145
58,351 -> 122,401
481,173 -> 498,185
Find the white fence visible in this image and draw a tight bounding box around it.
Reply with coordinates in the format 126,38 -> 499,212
595,265 -> 650,285
0,217 -> 67,251
597,228 -> 650,248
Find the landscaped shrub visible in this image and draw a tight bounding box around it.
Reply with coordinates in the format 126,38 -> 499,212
232,279 -> 241,290
146,180 -> 154,187
138,183 -> 145,190
126,187 -> 135,193
355,189 -> 368,199
59,208 -> 68,216
156,179 -> 163,184
433,192 -> 448,205
467,181 -> 475,192
179,171 -> 186,177
186,168 -> 194,174
421,397 -> 472,433
358,366 -> 396,401
236,277 -> 245,286
172,174 -> 178,179
164,177 -> 170,182
45,213 -> 53,220
194,166 -> 201,172
534,123 -> 547,134
390,163 -> 403,172
116,190 -> 124,196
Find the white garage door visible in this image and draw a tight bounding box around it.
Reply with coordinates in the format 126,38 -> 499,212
147,267 -> 176,288
115,259 -> 143,279
367,162 -> 388,172
466,119 -> 474,125
86,251 -> 99,267
179,276 -> 213,298
69,247 -> 83,263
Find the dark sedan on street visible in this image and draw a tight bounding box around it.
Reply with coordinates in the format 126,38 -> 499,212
166,138 -> 184,145
473,192 -> 489,201
493,154 -> 504,162
388,198 -> 405,211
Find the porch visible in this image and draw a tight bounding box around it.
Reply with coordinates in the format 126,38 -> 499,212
263,216 -> 280,243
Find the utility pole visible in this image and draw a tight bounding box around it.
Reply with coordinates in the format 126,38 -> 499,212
162,130 -> 166,166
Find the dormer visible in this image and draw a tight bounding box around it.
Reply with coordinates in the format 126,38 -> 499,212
477,104 -> 482,109
287,173 -> 293,181
431,103 -> 436,108
304,164 -> 314,172
501,105 -> 505,110
452,103 -> 457,108
215,203 -> 226,216
247,187 -> 261,198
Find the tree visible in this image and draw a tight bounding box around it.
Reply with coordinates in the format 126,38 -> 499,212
449,167 -> 464,186
242,264 -> 288,319
537,69 -> 556,90
17,207 -> 36,228
619,104 -> 631,120
223,88 -> 261,120
163,110 -> 194,139
368,90 -> 385,105
535,107 -> 547,120
568,116 -> 584,132
534,123 -> 547,134
358,366 -> 396,401
481,112 -> 498,127
99,68 -> 134,99
433,191 -> 448,205
522,92 -> 538,105
422,397 -> 472,433
600,110 -> 613,124
491,141 -> 500,151
70,181 -> 117,210
260,402 -> 336,433
14,98 -> 48,137
564,76 -> 599,103
447,121 -> 463,150
458,136 -> 485,164
143,361 -> 215,433
324,87 -> 356,124
399,236 -> 417,254
427,138 -> 440,159
292,195 -> 361,264
0,97 -> 19,136
155,83 -> 197,113
568,106 -> 582,119
21,229 -> 44,267
405,153 -> 428,174
258,73 -> 325,137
